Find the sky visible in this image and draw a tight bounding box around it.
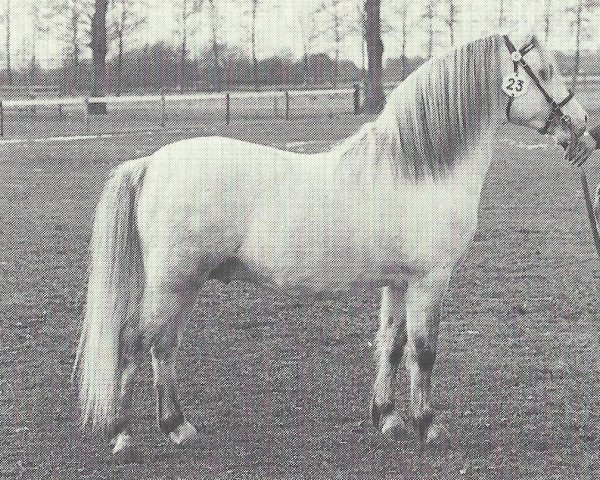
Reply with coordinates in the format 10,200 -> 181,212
2,0 -> 598,70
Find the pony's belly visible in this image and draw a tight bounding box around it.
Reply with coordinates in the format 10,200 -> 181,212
235,238 -> 415,294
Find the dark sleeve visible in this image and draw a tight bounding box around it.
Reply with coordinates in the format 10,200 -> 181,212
589,125 -> 600,148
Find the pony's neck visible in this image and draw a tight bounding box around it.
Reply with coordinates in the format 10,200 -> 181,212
364,34 -> 505,184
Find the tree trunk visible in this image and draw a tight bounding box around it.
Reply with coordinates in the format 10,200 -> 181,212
73,44 -> 80,93
251,1 -> 259,91
400,13 -> 407,80
364,0 -> 384,113
427,2 -> 434,58
181,36 -> 187,93
572,0 -> 583,92
544,0 -> 551,41
5,0 -> 11,85
90,0 -> 108,113
116,32 -> 124,95
303,49 -> 309,86
212,40 -> 222,91
333,46 -> 339,87
180,0 -> 187,94
30,52 -> 36,86
449,2 -> 455,46
209,1 -> 222,91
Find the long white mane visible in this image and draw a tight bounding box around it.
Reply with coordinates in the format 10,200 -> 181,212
338,34 -> 503,182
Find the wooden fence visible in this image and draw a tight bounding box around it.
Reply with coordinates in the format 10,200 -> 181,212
0,86 -> 362,137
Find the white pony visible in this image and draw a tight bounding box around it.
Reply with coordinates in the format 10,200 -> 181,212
75,33 -> 587,455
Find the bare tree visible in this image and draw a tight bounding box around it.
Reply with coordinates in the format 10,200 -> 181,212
498,0 -> 510,29
421,0 -> 442,58
29,4 -> 50,87
235,0 -> 267,91
207,0 -> 223,91
174,0 -> 202,93
355,1 -> 367,81
49,0 -> 93,93
384,1 -> 411,80
90,0 -> 108,111
0,0 -> 11,85
444,0 -> 460,47
543,0 -> 552,42
316,0 -> 353,87
110,0 -> 147,95
364,0 -> 384,112
296,9 -> 318,86
567,0 -> 598,91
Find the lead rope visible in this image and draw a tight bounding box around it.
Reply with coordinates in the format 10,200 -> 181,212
579,166 -> 600,259
568,119 -> 600,259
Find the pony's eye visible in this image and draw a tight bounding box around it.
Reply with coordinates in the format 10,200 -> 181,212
540,65 -> 554,82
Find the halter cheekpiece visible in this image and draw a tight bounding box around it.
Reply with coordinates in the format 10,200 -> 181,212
503,35 -> 575,135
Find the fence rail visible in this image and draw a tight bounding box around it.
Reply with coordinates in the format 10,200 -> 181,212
0,86 -> 361,138
7,77 -> 593,139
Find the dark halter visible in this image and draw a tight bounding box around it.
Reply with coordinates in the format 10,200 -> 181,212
503,35 -> 575,135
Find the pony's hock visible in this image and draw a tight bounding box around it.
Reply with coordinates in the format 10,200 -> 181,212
74,32 -> 587,454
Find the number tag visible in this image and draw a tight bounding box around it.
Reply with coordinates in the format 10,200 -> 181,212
502,73 -> 529,98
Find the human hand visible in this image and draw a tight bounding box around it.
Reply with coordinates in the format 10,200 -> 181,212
564,134 -> 597,167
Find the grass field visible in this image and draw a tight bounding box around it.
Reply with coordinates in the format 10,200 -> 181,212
0,113 -> 598,479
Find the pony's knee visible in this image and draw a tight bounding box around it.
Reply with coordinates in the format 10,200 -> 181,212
388,340 -> 406,365
408,337 -> 437,372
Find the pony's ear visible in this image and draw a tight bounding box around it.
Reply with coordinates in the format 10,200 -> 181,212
530,33 -> 548,49
527,33 -> 539,47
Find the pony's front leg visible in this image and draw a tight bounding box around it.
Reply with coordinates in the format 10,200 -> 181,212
405,268 -> 451,447
371,284 -> 408,439
151,341 -> 198,445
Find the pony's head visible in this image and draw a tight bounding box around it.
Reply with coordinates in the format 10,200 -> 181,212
501,34 -> 588,144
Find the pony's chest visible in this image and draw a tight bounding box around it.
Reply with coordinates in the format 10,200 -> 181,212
392,175 -> 483,267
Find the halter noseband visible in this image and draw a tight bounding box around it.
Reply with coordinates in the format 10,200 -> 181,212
503,35 -> 575,135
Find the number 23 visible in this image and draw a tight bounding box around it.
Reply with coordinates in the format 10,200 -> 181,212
506,78 -> 524,92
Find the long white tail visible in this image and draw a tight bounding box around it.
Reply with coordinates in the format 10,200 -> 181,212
74,156 -> 150,431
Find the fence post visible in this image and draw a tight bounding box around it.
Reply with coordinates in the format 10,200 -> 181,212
85,98 -> 90,133
285,91 -> 290,120
226,93 -> 230,125
0,100 -> 4,137
353,83 -> 360,115
58,104 -> 63,120
160,93 -> 166,128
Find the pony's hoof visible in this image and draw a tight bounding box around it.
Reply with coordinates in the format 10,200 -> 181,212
111,433 -> 141,463
381,411 -> 408,441
112,432 -> 134,454
168,420 -> 198,446
425,422 -> 450,449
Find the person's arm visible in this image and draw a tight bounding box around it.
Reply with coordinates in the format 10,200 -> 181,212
565,128 -> 598,166
589,124 -> 600,148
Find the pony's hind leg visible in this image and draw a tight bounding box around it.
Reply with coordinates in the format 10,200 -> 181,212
143,282 -> 200,446
371,284 -> 408,439
405,269 -> 451,447
110,347 -> 143,455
